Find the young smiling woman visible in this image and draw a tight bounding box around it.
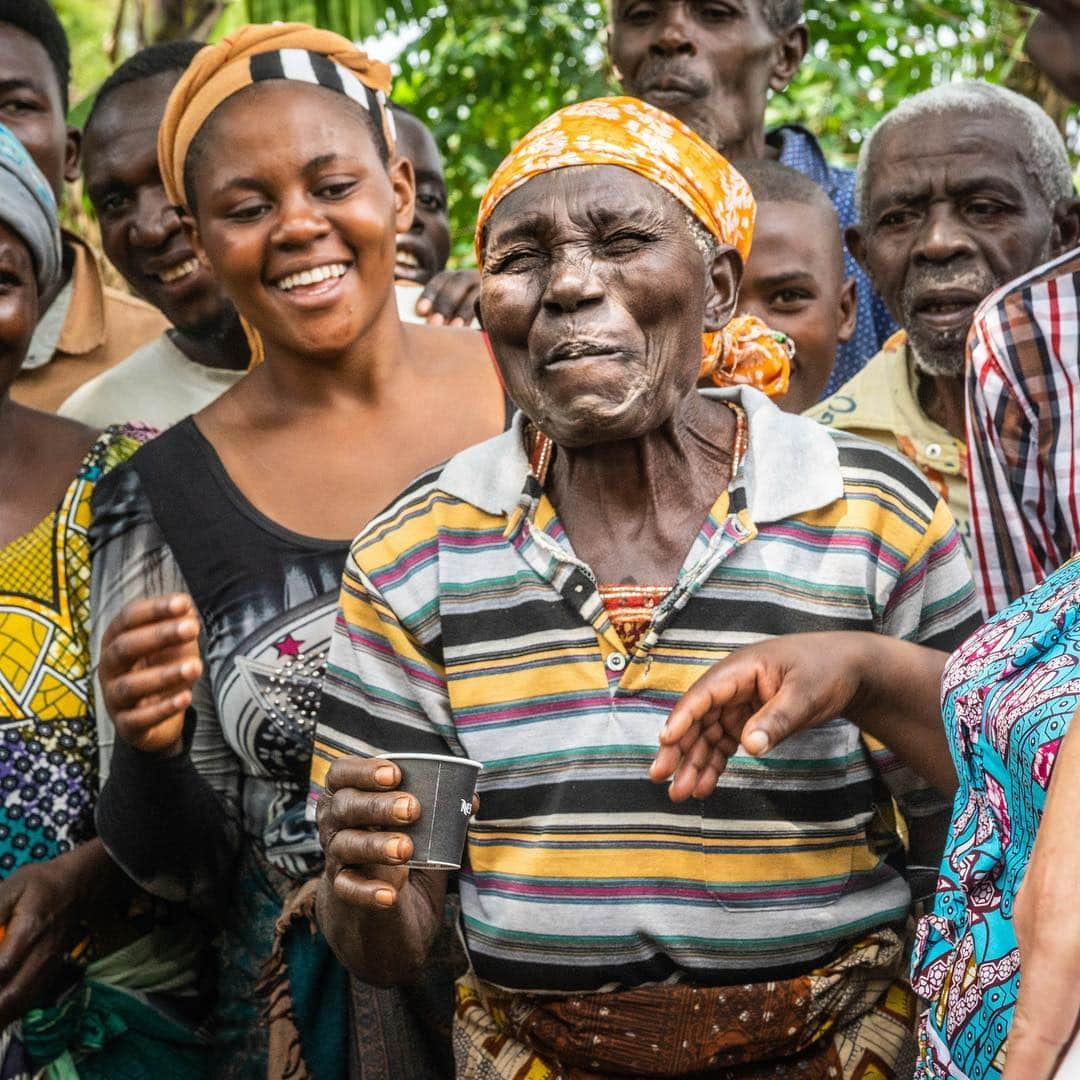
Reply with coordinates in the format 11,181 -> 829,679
83,25 -> 505,1080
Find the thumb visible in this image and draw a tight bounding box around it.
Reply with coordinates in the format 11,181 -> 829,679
740,681 -> 820,756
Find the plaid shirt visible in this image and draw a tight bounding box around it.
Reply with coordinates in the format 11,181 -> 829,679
967,246 -> 1080,615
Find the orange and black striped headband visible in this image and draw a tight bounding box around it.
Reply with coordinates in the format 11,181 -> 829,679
159,23 -> 395,210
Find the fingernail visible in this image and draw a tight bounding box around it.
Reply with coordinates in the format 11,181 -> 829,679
375,888 -> 395,908
392,795 -> 415,822
172,693 -> 188,709
177,618 -> 198,637
429,313 -> 445,326
450,317 -> 465,327
374,765 -> 397,787
385,837 -> 407,861
167,595 -> 187,614
744,730 -> 769,754
416,299 -> 430,314
180,660 -> 200,679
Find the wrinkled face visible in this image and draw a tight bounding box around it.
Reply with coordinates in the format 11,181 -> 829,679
737,199 -> 852,413
854,112 -> 1055,378
609,0 -> 783,151
480,165 -> 737,447
0,23 -> 77,201
393,112 -> 450,284
0,221 -> 39,398
84,73 -> 232,336
185,81 -> 414,363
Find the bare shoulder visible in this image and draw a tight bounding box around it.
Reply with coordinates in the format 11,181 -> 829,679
26,406 -> 99,456
404,323 -> 497,383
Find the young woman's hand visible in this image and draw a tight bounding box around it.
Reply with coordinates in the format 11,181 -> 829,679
98,594 -> 202,757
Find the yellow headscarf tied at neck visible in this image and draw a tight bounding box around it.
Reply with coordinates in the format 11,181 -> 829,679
475,97 -> 792,397
158,24 -> 396,368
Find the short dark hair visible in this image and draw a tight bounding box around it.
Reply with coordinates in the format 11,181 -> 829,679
0,0 -> 71,112
734,157 -> 834,217
761,0 -> 803,34
85,40 -> 204,136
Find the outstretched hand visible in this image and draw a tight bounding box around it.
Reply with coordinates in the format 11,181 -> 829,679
98,593 -> 202,757
650,634 -> 866,801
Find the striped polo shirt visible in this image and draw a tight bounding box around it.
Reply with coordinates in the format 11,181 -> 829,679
312,387 -> 980,994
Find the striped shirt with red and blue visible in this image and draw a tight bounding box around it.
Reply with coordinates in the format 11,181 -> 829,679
312,387 -> 980,994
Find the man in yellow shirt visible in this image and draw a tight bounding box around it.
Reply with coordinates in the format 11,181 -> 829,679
0,0 -> 166,412
809,82 -> 1080,564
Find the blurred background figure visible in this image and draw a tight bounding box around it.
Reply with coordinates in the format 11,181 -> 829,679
62,41 -> 249,429
0,0 -> 165,412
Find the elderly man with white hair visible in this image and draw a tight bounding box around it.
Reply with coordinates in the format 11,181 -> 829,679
809,80 -> 1079,566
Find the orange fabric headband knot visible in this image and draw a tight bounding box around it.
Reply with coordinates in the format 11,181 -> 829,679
158,22 -> 395,211
475,97 -> 791,397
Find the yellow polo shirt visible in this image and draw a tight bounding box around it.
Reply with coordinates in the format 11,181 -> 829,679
806,331 -> 971,563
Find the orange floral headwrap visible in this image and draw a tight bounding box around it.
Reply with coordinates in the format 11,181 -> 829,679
158,23 -> 395,211
475,97 -> 792,397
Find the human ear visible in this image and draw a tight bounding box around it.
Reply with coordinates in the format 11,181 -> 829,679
703,247 -> 742,333
837,277 -> 858,345
1051,196 -> 1080,257
390,156 -> 417,237
63,126 -> 82,185
845,226 -> 868,273
768,24 -> 809,93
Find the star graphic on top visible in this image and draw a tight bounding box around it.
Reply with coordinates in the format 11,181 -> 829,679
272,633 -> 304,658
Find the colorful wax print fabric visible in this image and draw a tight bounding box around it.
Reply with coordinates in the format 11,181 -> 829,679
0,424 -> 150,872
913,553 -> 1080,1078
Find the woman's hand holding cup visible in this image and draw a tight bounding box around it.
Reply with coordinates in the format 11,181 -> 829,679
317,757 -> 421,910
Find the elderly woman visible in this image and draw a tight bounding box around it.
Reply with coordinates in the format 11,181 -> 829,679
311,98 -> 981,1078
0,127 -> 207,1077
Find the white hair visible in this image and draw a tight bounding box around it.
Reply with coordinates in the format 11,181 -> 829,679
855,81 -> 1073,222
684,211 -> 724,264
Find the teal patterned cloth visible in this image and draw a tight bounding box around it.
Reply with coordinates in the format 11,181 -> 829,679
913,554 -> 1080,1077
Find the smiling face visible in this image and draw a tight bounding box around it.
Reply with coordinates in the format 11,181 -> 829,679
392,111 -> 450,284
0,22 -> 78,201
608,0 -> 798,153
0,221 -> 39,398
84,72 -> 232,336
184,81 -> 414,363
737,198 -> 855,412
479,165 -> 739,447
851,112 -> 1055,378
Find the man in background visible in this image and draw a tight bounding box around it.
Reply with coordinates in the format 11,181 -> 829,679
0,0 -> 166,411
810,81 -> 1077,563
60,42 -> 249,429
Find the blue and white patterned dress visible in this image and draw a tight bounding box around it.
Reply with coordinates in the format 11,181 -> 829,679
913,554 -> 1080,1078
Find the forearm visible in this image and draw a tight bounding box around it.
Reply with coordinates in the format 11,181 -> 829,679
316,868 -> 447,986
95,733 -> 239,912
64,838 -> 132,918
848,635 -> 954,796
